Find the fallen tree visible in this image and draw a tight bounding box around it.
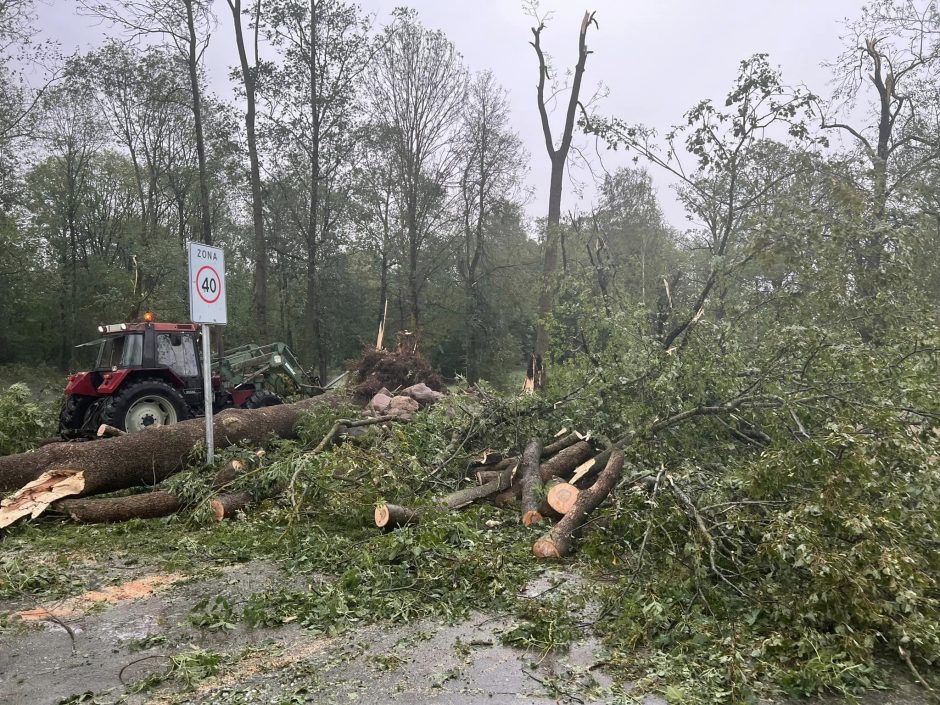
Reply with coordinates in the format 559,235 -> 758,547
0,393 -> 341,528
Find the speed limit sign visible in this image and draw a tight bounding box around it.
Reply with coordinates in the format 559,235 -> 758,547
188,242 -> 227,324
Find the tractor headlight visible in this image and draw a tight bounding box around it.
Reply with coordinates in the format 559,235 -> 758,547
98,325 -> 105,333
272,354 -> 283,365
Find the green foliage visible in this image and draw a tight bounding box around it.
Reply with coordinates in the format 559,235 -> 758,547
0,383 -> 57,456
500,595 -> 578,655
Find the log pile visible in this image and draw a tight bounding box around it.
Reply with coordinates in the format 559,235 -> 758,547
374,429 -> 631,560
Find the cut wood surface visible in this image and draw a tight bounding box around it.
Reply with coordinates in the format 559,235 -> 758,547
0,393 -> 340,496
96,424 -> 125,438
520,437 -> 545,526
533,448 -> 625,559
210,492 -> 253,521
540,480 -> 579,517
54,491 -> 182,523
374,503 -> 420,529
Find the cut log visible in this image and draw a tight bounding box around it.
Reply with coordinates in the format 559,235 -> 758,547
96,424 -> 125,438
539,480 -> 579,518
212,459 -> 244,489
442,476 -> 509,510
533,448 -> 625,559
53,491 -> 182,524
375,470 -> 515,531
492,441 -> 594,506
0,393 -> 340,500
374,503 -> 419,529
210,492 -> 253,521
519,438 -> 545,527
541,432 -> 582,457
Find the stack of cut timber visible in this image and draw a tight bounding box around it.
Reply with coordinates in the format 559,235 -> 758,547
374,429 -> 627,559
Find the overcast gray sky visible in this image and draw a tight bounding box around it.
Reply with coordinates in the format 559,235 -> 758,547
37,0 -> 867,228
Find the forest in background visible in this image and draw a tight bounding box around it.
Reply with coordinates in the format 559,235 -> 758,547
0,1 -> 936,384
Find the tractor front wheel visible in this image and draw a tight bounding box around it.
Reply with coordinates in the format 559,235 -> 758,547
99,379 -> 190,433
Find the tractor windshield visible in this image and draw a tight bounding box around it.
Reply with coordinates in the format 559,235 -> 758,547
96,334 -> 144,370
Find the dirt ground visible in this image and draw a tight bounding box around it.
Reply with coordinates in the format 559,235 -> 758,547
0,559 -> 931,705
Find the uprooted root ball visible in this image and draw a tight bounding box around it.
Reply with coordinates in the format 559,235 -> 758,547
349,347 -> 444,398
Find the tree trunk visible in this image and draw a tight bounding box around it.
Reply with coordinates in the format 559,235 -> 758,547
528,12 -> 596,389
0,393 -> 340,495
375,471 -> 515,531
210,491 -> 253,521
302,0 -> 323,367
54,491 -> 182,524
519,437 -> 545,526
228,0 -> 269,338
185,0 -> 213,246
374,503 -> 419,530
533,448 -> 625,559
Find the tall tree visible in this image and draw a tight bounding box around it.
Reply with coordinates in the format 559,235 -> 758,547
226,0 -> 268,337
822,0 -> 940,329
527,8 -> 597,391
456,70 -> 526,381
369,11 -> 467,333
261,0 -> 373,377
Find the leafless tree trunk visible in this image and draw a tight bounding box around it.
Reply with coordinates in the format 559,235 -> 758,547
227,0 -> 269,337
527,10 -> 597,391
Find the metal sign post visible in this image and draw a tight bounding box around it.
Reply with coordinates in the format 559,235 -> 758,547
188,242 -> 227,464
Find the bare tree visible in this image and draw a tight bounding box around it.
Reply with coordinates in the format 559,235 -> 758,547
822,0 -> 940,323
226,0 -> 268,337
527,7 -> 597,391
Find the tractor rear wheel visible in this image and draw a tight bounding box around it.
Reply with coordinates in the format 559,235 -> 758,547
59,394 -> 95,437
242,391 -> 283,409
99,379 -> 190,433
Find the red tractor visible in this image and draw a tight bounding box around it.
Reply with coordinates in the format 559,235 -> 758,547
60,316 -> 317,437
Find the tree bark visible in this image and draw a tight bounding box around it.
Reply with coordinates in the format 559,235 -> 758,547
210,491 -> 253,521
492,440 -> 593,506
54,491 -> 182,524
374,502 -> 419,530
519,437 -> 545,526
533,448 -> 624,559
529,11 -> 596,389
375,470 -> 515,531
